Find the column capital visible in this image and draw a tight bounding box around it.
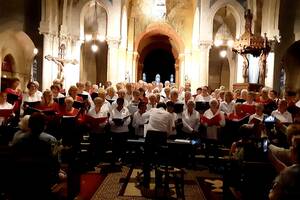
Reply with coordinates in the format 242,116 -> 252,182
107,38 -> 121,49
199,40 -> 213,49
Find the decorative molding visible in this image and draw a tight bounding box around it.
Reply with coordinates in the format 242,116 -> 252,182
199,40 -> 213,49
106,38 -> 121,48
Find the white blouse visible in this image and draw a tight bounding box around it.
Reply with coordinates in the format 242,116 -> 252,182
182,109 -> 200,133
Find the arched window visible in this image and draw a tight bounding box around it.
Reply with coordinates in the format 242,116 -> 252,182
1,55 -> 14,73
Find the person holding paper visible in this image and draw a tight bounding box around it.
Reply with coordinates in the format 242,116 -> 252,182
50,84 -> 65,98
109,98 -> 131,163
68,85 -> 83,102
127,89 -> 141,115
202,99 -> 225,140
182,100 -> 200,137
195,86 -> 212,102
0,92 -> 14,124
132,102 -> 148,137
21,81 -> 42,115
98,88 -> 111,113
105,86 -> 118,104
4,77 -> 22,111
219,91 -> 235,115
271,100 -> 293,124
37,90 -> 59,111
243,91 -> 256,105
60,96 -> 79,117
248,103 -> 266,124
87,97 -> 109,164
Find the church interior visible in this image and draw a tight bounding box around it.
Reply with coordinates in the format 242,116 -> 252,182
1,0 -> 300,199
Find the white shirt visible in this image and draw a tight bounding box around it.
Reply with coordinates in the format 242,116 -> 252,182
146,107 -> 173,135
195,94 -> 211,102
87,106 -> 108,118
248,113 -> 266,123
219,101 -> 235,115
169,112 -> 178,136
81,91 -> 94,107
125,93 -> 132,102
0,102 -> 14,124
147,103 -> 157,111
296,100 -> 300,108
53,93 -> 65,98
127,101 -> 139,115
182,109 -> 200,133
21,92 -> 42,115
271,110 -> 293,123
0,102 -> 13,110
109,107 -> 131,133
132,111 -> 148,137
22,92 -> 42,103
203,109 -> 225,140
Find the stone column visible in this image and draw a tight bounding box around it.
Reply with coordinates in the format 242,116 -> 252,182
198,41 -> 212,87
107,38 -> 120,84
42,34 -> 60,91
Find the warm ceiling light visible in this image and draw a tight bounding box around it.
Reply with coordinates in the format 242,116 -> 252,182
33,48 -> 38,55
85,34 -> 92,41
91,44 -> 98,52
227,40 -> 234,47
214,39 -> 223,47
220,50 -> 227,58
97,35 -> 106,42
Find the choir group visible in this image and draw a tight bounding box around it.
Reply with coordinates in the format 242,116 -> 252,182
1,77 -> 300,199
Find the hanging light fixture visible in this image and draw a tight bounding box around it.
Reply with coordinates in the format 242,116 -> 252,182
213,7 -> 234,58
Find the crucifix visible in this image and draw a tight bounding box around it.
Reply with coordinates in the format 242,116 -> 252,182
45,44 -> 78,84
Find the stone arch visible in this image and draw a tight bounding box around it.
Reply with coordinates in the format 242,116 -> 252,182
208,0 -> 245,40
79,0 -> 111,41
283,40 -> 300,90
134,22 -> 185,84
0,30 -> 35,89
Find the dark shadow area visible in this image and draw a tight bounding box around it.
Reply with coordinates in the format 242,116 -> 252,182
142,48 -> 175,83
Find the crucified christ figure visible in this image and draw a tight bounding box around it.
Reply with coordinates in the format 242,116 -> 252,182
45,55 -> 78,84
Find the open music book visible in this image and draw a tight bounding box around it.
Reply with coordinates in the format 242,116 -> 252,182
201,113 -> 221,126
0,109 -> 14,118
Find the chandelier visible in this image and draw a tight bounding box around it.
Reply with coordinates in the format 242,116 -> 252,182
213,7 -> 234,58
84,0 -> 106,53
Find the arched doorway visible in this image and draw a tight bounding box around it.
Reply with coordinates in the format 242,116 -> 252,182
80,1 -> 108,85
282,40 -> 300,90
138,34 -> 176,83
1,54 -> 15,90
135,23 -> 184,85
209,47 -> 230,90
209,6 -> 237,90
